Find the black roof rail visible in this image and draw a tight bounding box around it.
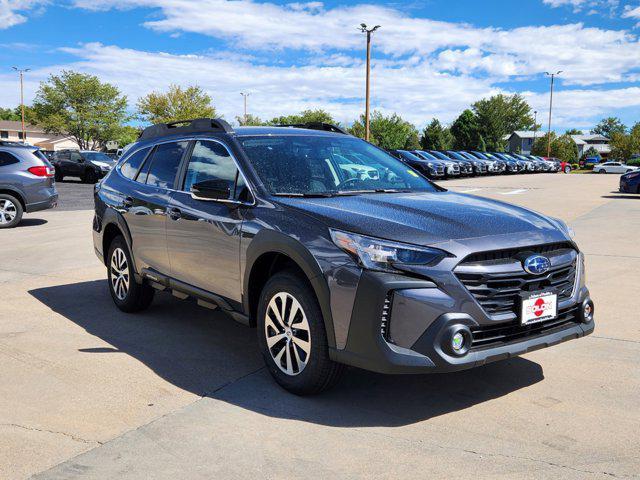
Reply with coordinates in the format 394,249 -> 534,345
139,118 -> 234,141
276,122 -> 349,135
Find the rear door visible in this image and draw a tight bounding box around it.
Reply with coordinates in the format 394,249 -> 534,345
166,139 -> 248,302
122,141 -> 189,275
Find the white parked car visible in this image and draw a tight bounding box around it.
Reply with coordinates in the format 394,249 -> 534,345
593,162 -> 638,174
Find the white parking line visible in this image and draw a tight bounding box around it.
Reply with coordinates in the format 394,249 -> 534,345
461,188 -> 481,193
500,189 -> 528,195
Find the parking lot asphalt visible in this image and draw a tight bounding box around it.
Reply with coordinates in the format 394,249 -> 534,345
2,173 -> 639,479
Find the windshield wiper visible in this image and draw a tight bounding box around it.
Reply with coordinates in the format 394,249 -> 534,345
273,192 -> 336,198
335,189 -> 412,195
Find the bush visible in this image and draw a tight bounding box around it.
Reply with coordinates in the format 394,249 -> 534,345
627,158 -> 640,166
584,163 -> 595,170
571,163 -> 579,170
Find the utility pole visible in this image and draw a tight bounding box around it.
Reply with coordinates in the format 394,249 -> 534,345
545,71 -> 562,157
12,67 -> 30,143
240,92 -> 250,125
359,24 -> 380,142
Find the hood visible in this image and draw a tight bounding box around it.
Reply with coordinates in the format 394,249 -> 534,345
276,191 -> 568,249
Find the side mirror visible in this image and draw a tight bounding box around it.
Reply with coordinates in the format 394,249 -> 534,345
191,179 -> 231,201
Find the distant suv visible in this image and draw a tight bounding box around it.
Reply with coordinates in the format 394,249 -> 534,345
0,142 -> 57,228
52,150 -> 116,183
93,119 -> 595,394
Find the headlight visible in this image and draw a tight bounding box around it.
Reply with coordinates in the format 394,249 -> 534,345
330,229 -> 448,273
427,162 -> 435,168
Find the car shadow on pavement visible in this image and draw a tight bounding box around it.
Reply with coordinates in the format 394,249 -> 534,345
18,218 -> 48,227
602,194 -> 640,199
29,280 -> 544,428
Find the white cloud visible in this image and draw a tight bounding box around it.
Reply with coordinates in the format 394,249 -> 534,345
622,4 -> 640,20
542,0 -> 619,13
1,42 -> 637,131
66,0 -> 640,87
0,0 -> 47,28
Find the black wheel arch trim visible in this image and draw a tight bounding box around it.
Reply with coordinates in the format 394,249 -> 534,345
100,207 -> 139,278
243,229 -> 337,348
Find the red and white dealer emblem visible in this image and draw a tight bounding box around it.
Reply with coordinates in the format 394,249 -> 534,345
522,292 -> 558,325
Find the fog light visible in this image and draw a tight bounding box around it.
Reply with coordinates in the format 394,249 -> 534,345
581,300 -> 594,323
452,332 -> 465,352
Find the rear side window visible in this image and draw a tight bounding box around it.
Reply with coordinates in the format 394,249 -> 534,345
141,141 -> 189,189
120,147 -> 150,180
0,151 -> 19,167
183,140 -> 239,197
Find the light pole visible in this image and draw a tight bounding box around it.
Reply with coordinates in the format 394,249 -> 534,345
240,92 -> 250,125
12,67 -> 30,143
545,71 -> 562,157
359,23 -> 380,142
533,110 -> 538,146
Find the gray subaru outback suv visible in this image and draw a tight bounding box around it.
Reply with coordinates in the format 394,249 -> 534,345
92,119 -> 595,395
0,142 -> 58,228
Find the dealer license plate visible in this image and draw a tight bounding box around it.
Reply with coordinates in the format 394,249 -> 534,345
521,291 -> 557,325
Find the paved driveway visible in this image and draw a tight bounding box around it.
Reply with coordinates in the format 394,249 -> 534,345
1,173 -> 638,479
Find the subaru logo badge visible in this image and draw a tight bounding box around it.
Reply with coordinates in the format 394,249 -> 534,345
523,255 -> 551,275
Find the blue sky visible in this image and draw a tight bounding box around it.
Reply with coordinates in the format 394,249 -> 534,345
1,0 -> 639,131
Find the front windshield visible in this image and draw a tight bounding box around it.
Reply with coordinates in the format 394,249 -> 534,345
239,135 -> 439,196
399,150 -> 427,163
446,151 -> 467,161
429,151 -> 451,161
414,151 -> 439,161
85,152 -> 114,163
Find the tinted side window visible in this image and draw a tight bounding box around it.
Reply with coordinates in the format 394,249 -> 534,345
120,147 -> 150,180
183,140 -> 238,198
143,141 -> 189,189
0,151 -> 19,167
70,151 -> 82,162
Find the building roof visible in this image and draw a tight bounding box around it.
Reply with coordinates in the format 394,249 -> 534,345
571,134 -> 609,143
0,120 -> 45,133
509,131 -> 544,139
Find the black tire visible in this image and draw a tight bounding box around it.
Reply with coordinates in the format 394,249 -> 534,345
83,168 -> 98,184
598,169 -> 606,174
257,271 -> 345,395
564,166 -> 571,174
106,235 -> 154,313
0,193 -> 23,229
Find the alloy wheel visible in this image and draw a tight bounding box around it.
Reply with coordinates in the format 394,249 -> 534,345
0,199 -> 17,225
264,292 -> 311,376
110,247 -> 130,300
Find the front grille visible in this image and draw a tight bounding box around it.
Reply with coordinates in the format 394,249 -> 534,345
470,305 -> 580,350
455,244 -> 577,317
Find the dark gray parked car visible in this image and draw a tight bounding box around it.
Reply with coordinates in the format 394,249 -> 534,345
0,142 -> 58,228
92,119 -> 595,395
52,150 -> 116,183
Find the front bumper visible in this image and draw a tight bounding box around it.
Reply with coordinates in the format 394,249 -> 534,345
330,266 -> 594,375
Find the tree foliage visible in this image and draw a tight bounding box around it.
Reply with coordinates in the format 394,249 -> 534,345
565,128 -> 582,135
420,119 -> 453,150
531,132 -> 578,162
32,70 -> 129,150
450,109 -> 482,150
592,117 -> 626,138
472,94 -> 534,151
236,114 -> 265,126
349,111 -> 420,150
581,146 -> 600,161
610,122 -> 640,161
137,84 -> 216,125
0,107 -> 20,121
112,125 -> 141,149
268,109 -> 336,126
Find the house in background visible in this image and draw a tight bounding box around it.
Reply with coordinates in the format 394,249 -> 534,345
570,134 -> 611,159
506,131 -> 542,154
0,120 -> 77,151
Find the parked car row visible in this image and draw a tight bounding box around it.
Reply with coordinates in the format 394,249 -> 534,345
388,149 -> 562,179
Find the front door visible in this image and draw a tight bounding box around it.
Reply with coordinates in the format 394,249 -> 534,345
166,139 -> 247,303
124,141 -> 189,275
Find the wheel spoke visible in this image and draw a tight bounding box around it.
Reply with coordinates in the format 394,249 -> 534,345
292,335 -> 310,355
273,343 -> 287,366
292,342 -> 306,370
267,332 -> 286,348
287,297 -> 302,326
284,342 -> 293,375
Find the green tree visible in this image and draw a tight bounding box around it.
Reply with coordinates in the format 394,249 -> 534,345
349,111 -> 419,150
592,117 -> 626,138
565,128 -> 582,135
420,118 -> 452,150
610,122 -> 640,161
32,70 -> 129,150
268,109 -> 336,126
236,114 -> 265,126
581,146 -> 599,161
472,94 -> 535,151
531,132 -> 578,162
450,109 -> 481,150
0,107 -> 20,121
137,84 -> 216,125
112,125 -> 141,149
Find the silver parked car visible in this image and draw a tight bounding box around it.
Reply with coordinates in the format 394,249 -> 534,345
0,142 -> 58,228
